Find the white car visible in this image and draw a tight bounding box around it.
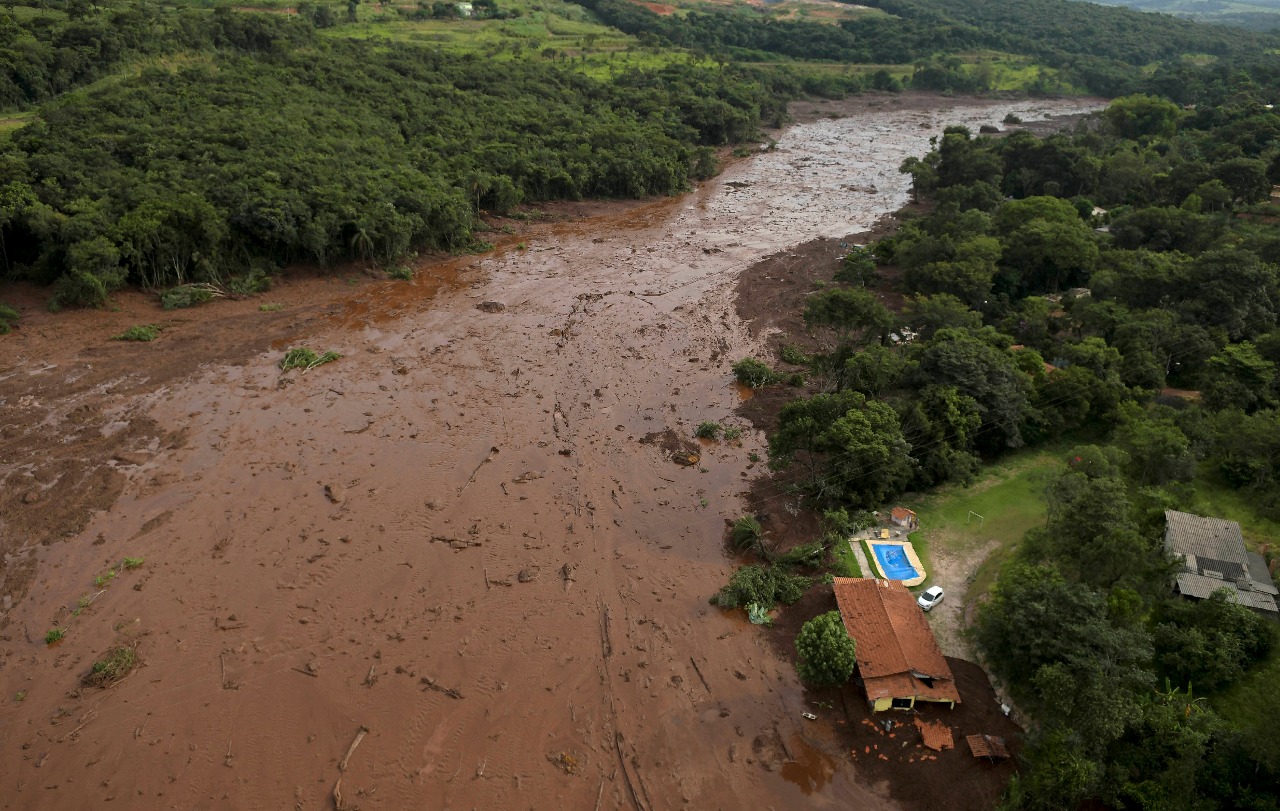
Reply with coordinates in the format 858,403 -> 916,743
917,586 -> 945,612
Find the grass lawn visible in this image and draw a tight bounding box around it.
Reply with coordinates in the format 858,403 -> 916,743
901,443 -> 1068,596
831,538 -> 863,578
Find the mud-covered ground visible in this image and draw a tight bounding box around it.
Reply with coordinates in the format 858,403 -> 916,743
0,93 -> 1102,810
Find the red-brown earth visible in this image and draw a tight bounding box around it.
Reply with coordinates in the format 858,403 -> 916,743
0,93 -> 1103,810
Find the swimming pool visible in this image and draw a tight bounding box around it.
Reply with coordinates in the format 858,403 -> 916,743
869,541 -> 926,586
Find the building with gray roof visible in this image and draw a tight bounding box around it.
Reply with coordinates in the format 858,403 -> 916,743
1164,510 -> 1278,614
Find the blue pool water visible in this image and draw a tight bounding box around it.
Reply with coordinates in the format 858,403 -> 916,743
871,543 -> 920,581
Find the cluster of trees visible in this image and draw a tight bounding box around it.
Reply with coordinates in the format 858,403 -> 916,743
975,447 -> 1277,810
763,82 -> 1280,509
0,2 -> 317,109
0,9 -> 794,306
745,70 -> 1280,808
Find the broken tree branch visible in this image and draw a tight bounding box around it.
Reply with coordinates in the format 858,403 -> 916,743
420,676 -> 464,699
338,726 -> 369,772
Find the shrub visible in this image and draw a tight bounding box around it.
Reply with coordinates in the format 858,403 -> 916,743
113,324 -> 160,342
82,646 -> 140,687
280,347 -> 341,372
821,508 -> 876,537
795,610 -> 857,686
732,357 -> 779,388
50,270 -> 115,309
0,304 -> 18,334
160,284 -> 216,310
779,344 -> 810,366
723,426 -> 743,441
834,246 -> 877,286
730,515 -> 763,551
711,564 -> 810,609
259,302 -> 285,312
388,265 -> 415,280
45,628 -> 66,645
1003,113 -> 1023,124
695,421 -> 722,440
226,270 -> 273,296
773,539 -> 827,567
122,556 -> 145,570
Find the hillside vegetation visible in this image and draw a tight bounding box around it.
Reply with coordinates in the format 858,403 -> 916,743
0,0 -> 1278,308
735,74 -> 1280,809
1088,0 -> 1280,32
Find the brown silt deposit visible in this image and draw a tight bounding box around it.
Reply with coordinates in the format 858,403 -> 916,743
0,94 -> 1102,809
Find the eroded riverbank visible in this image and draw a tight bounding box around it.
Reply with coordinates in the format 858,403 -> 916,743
0,93 -> 1104,810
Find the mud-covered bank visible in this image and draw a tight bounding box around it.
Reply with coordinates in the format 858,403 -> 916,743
0,94 -> 1104,810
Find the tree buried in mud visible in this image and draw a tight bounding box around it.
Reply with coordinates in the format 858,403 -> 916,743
710,564 -> 809,611
279,347 -> 342,372
795,610 -> 857,687
732,357 -> 780,388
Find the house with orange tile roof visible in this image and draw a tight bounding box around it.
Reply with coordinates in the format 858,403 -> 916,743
832,577 -> 960,712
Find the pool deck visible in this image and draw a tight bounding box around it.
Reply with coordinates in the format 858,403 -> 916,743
865,539 -> 927,587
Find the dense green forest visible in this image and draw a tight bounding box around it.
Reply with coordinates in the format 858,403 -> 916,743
0,4 -> 802,306
2,0 -> 1279,309
732,70 -> 1280,808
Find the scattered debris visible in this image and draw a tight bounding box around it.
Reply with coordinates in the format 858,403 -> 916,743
420,676 -> 464,699
476,301 -> 506,313
915,718 -> 955,751
549,751 -> 581,775
333,725 -> 370,811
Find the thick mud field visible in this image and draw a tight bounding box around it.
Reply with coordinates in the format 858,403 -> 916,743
0,93 -> 1103,810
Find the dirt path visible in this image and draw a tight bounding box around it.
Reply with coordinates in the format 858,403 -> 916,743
0,93 -> 1103,810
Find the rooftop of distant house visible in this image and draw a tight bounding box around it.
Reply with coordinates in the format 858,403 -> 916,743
1164,510 -> 1278,613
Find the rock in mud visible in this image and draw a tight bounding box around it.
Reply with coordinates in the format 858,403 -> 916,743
476,301 -> 506,313
324,483 -> 345,503
517,568 -> 539,583
113,451 -> 149,466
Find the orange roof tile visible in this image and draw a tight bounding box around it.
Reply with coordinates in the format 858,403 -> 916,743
890,507 -> 915,521
966,734 -> 1009,759
914,718 -> 954,751
832,578 -> 960,704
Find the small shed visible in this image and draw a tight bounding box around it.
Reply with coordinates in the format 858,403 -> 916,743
966,735 -> 1009,761
890,507 -> 917,530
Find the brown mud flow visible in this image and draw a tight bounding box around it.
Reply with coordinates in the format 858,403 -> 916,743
0,94 -> 1102,810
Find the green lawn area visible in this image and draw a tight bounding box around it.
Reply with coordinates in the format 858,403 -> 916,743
901,444 -> 1068,595
831,538 -> 863,578
0,112 -> 38,140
